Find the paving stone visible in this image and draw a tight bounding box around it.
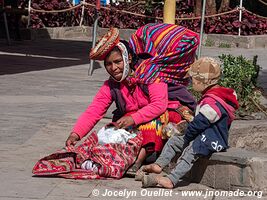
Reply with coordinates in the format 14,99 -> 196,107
48,180 -> 96,198
0,178 -> 59,199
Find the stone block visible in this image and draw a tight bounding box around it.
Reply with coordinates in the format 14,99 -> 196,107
255,35 -> 267,48
204,34 -> 267,49
248,157 -> 267,192
188,148 -> 267,192
191,159 -> 216,188
229,165 -> 251,189
214,162 -> 230,190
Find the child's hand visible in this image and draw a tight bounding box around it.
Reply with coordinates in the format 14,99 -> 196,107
65,132 -> 80,147
116,116 -> 135,129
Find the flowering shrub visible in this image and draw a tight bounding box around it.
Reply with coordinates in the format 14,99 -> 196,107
23,0 -> 267,35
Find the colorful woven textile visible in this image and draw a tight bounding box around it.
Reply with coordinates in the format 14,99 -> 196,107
32,131 -> 143,179
137,110 -> 184,150
138,111 -> 169,152
129,23 -> 199,86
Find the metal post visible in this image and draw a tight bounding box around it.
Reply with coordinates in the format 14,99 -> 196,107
88,0 -> 100,76
79,0 -> 85,26
27,0 -> 31,28
3,11 -> 11,45
88,15 -> 98,75
197,0 -> 207,58
238,0 -> 243,36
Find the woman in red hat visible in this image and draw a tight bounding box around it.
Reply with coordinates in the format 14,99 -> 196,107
65,24 -> 199,174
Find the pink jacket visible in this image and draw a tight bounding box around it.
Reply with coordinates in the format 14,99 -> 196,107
72,80 -> 180,139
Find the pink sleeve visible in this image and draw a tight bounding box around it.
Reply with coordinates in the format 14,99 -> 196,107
131,82 -> 168,125
72,81 -> 112,139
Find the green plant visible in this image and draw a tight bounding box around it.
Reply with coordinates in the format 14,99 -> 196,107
189,54 -> 265,116
205,38 -> 215,47
218,54 -> 263,115
218,43 -> 231,48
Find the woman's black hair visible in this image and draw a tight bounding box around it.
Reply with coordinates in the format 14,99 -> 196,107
104,40 -> 138,70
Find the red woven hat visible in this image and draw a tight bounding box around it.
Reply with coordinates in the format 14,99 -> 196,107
89,27 -> 120,61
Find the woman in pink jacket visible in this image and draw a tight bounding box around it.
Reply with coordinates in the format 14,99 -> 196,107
65,24 -> 199,173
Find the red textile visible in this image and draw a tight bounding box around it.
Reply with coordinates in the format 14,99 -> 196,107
32,131 -> 143,179
168,110 -> 182,124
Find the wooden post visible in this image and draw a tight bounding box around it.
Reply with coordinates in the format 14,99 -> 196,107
163,0 -> 176,24
79,0 -> 85,26
238,0 -> 243,36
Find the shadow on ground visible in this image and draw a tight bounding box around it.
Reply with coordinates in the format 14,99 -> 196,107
0,39 -> 102,75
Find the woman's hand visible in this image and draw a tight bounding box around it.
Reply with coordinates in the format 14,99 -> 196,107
116,116 -> 135,129
65,132 -> 80,147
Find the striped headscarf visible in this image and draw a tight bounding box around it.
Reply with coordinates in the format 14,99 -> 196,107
129,23 -> 199,86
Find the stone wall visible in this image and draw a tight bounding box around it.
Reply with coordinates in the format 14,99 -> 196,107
20,26 -> 267,49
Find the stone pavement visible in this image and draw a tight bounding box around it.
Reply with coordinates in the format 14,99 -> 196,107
0,38 -> 267,200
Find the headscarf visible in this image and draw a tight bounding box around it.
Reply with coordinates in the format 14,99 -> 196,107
89,28 -> 130,82
129,23 -> 199,86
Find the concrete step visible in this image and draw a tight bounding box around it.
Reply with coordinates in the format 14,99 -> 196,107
187,148 -> 267,193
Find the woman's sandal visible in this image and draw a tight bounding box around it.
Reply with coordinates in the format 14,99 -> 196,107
126,163 -> 141,177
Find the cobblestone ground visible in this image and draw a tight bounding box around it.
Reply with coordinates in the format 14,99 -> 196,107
0,39 -> 266,200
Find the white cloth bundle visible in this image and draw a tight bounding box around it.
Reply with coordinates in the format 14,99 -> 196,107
97,127 -> 136,145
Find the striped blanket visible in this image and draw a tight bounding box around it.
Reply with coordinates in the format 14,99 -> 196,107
32,131 -> 143,179
129,23 -> 199,86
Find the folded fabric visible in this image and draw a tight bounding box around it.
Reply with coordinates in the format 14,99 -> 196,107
32,130 -> 143,179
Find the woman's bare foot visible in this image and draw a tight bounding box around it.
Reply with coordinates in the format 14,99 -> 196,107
142,163 -> 162,174
158,176 -> 174,189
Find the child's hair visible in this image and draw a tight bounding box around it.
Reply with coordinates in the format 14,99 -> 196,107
189,57 -> 221,88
